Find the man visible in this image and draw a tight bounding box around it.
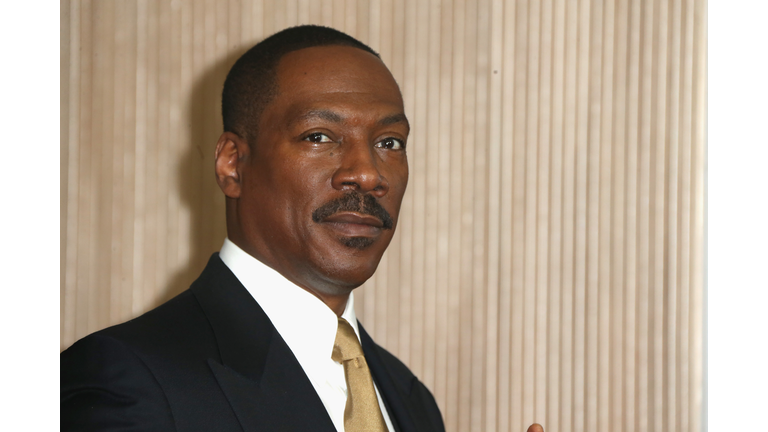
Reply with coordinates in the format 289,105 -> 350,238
61,25 -> 440,432
61,25 -> 544,432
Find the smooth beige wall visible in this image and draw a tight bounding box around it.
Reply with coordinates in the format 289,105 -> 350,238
60,1 -> 706,431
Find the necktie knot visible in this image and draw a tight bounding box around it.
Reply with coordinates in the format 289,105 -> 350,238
332,317 -> 364,362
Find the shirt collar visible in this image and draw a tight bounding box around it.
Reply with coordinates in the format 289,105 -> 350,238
218,238 -> 361,363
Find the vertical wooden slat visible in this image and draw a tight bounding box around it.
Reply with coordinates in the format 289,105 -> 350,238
458,1 -> 478,430
472,0 -> 490,430
410,0 -> 429,380
523,0 -> 539,425
444,1 -> 465,429
547,2 -> 566,431
165,0 -> 182,306
560,0 -> 579,429
423,0 -> 442,399
677,0 -> 695,430
331,0 -> 345,28
62,0 -> 78,350
597,0 -> 615,430
624,0 -> 642,429
75,0 -> 93,339
141,0 -> 158,311
344,0 -> 356,32
485,0 -> 504,429
98,0 -> 117,328
61,2 -> 706,431
175,0 -> 193,285
652,0 -> 670,429
154,0 -> 170,309
273,0 -> 287,29
666,0 -> 683,430
131,0 -> 147,315
119,0 -> 138,325
435,0 -> 455,419
637,0 -> 655,427
109,0 -> 124,326
61,0 -> 71,348
585,0 -> 604,429
409,0 -> 427,381
573,1 -> 592,431
690,2 -> 706,432
609,0 -> 628,430
92,0 -> 111,332
535,1 -> 552,425
497,0 -> 516,430
510,0 -> 527,429
610,1 -> 629,431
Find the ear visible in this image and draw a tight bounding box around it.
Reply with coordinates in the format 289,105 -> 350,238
214,132 -> 249,198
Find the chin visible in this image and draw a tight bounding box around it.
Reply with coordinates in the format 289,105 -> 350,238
305,233 -> 392,292
339,236 -> 376,249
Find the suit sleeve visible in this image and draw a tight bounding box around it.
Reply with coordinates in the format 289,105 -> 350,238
61,334 -> 176,432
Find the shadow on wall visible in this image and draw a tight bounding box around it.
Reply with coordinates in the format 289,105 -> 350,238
151,45 -> 251,308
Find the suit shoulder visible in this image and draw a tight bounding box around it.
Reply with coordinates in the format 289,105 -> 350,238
60,288 -> 228,431
82,289 -> 214,356
79,254 -> 231,354
61,255 -> 244,431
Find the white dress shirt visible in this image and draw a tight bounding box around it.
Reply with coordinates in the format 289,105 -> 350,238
219,238 -> 394,432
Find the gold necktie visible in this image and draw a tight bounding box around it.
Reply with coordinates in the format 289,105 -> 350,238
332,317 -> 388,432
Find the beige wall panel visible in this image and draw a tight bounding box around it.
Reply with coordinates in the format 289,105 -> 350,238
61,1 -> 706,431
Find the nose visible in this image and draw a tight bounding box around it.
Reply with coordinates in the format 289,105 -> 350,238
331,141 -> 389,197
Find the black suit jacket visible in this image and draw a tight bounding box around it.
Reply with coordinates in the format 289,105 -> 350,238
61,254 -> 445,432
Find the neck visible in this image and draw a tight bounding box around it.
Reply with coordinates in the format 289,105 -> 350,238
303,289 -> 349,317
226,222 -> 356,317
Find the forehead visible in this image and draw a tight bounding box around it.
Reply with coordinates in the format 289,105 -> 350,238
270,45 -> 405,116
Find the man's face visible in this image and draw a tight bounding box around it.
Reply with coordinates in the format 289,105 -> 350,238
233,45 -> 409,297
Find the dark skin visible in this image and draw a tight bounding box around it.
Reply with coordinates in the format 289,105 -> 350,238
215,44 -> 545,432
215,45 -> 409,316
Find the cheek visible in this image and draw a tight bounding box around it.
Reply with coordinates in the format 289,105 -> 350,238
388,171 -> 409,206
284,165 -> 336,227
383,156 -> 409,191
292,159 -> 336,193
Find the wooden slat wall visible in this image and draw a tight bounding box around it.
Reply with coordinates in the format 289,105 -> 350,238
60,1 -> 706,431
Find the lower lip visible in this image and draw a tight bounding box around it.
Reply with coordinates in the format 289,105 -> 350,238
322,221 -> 382,238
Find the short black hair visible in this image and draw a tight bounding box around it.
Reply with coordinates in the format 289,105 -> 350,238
221,25 -> 380,144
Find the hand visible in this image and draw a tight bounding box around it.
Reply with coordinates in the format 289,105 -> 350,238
527,423 -> 544,432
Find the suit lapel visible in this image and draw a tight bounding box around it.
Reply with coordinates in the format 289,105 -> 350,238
191,255 -> 336,432
206,340 -> 334,432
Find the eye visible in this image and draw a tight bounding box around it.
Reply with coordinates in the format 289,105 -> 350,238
375,137 -> 405,150
304,132 -> 334,143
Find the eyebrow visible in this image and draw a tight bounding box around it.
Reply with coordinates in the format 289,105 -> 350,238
297,109 -> 345,124
378,113 -> 409,128
295,109 -> 409,129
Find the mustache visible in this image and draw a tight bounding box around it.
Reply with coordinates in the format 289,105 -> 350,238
311,192 -> 394,230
